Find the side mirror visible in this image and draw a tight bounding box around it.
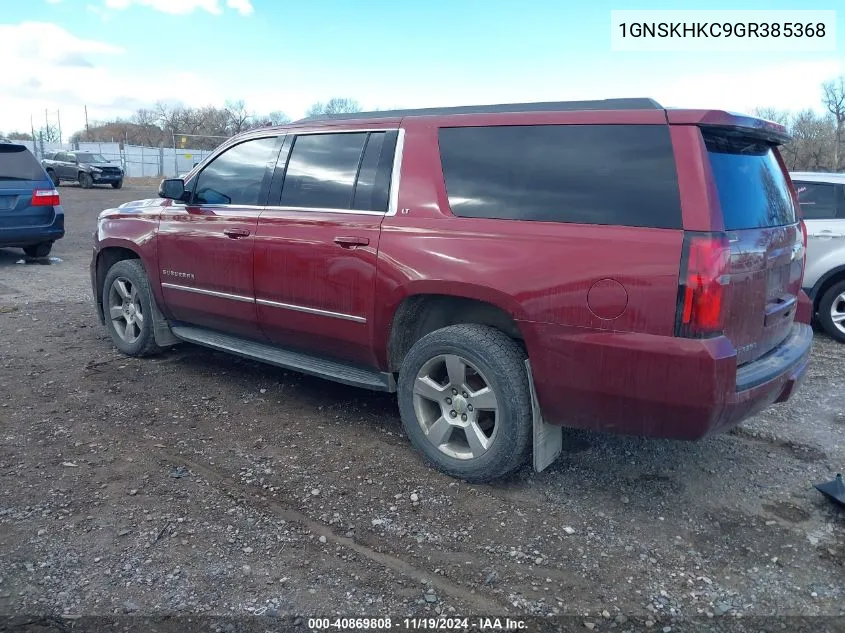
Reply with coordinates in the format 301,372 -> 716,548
158,178 -> 186,200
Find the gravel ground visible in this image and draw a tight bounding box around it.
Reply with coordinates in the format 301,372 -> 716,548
0,182 -> 843,631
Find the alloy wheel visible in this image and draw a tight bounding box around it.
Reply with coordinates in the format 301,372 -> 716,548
412,354 -> 499,460
107,277 -> 143,344
831,291 -> 845,335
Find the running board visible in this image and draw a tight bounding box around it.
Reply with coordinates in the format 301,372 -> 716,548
170,325 -> 396,392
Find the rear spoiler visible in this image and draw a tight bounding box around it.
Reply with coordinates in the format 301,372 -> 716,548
666,109 -> 791,145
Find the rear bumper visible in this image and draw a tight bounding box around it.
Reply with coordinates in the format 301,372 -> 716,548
521,321 -> 813,440
0,209 -> 64,247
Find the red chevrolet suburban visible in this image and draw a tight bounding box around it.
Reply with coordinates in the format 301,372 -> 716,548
90,99 -> 813,482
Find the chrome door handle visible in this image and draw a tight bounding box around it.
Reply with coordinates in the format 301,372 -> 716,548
223,228 -> 251,239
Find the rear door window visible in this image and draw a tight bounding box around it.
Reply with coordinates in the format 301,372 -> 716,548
703,132 -> 796,230
438,124 -> 682,228
0,145 -> 45,181
280,133 -> 368,209
793,181 -> 839,219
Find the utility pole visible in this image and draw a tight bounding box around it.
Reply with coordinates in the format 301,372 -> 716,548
85,105 -> 90,141
57,109 -> 62,144
44,109 -> 49,141
30,115 -> 37,156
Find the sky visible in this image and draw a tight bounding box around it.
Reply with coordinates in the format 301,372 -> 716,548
0,0 -> 843,139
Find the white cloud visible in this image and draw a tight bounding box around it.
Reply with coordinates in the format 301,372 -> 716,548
102,0 -> 252,15
0,22 -> 227,137
45,0 -> 63,4
0,22 -> 123,64
226,0 -> 253,16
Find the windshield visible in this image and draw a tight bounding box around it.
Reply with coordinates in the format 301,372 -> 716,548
77,153 -> 109,163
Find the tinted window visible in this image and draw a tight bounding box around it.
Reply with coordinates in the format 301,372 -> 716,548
352,132 -> 397,212
704,132 -> 796,230
193,136 -> 278,206
438,124 -> 681,228
794,181 -> 838,220
0,145 -> 46,181
76,153 -> 108,163
281,133 -> 367,209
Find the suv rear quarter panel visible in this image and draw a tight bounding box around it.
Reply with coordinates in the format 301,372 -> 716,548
376,114 -> 695,432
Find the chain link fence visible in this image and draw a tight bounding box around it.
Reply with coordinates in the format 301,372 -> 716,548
20,135 -> 225,179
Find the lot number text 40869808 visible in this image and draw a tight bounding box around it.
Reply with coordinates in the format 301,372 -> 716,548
307,617 -> 527,630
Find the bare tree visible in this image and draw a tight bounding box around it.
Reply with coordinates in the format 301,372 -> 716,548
305,97 -> 362,118
267,111 -> 290,126
788,110 -> 836,171
751,107 -> 791,127
131,108 -> 164,146
225,99 -> 252,134
822,76 -> 845,170
5,131 -> 33,141
67,99 -> 362,151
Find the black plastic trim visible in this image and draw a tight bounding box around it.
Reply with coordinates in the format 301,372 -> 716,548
295,99 -> 663,122
735,323 -> 813,391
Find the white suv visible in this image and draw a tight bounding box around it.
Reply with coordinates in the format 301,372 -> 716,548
791,171 -> 845,342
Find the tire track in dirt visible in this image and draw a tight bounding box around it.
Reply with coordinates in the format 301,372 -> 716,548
157,450 -> 505,613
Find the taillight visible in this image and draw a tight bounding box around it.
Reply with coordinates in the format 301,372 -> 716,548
32,188 -> 60,206
676,232 -> 730,338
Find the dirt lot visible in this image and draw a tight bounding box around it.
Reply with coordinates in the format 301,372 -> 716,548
1,182 -> 844,631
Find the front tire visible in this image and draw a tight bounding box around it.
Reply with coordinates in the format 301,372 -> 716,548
79,172 -> 93,189
22,242 -> 52,258
111,179 -> 123,189
46,169 -> 59,186
818,279 -> 845,343
397,324 -> 532,483
102,259 -> 162,357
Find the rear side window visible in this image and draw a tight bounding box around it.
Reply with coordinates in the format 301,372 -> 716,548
0,145 -> 45,181
704,132 -> 796,230
794,181 -> 839,220
438,124 -> 681,228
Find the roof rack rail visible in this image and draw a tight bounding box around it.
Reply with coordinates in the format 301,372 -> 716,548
295,98 -> 663,122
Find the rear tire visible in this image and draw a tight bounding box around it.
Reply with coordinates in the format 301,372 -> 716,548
111,179 -> 123,189
22,242 -> 52,258
102,259 -> 162,357
397,324 -> 532,483
818,279 -> 845,343
46,169 -> 59,186
79,172 -> 93,189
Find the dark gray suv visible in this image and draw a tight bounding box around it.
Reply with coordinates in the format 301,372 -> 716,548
42,151 -> 124,189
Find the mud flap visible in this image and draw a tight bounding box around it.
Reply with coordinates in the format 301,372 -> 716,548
150,294 -> 180,347
525,360 -> 562,473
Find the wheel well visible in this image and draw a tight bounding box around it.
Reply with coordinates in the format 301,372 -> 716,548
813,269 -> 845,312
95,247 -> 140,312
387,294 -> 524,371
